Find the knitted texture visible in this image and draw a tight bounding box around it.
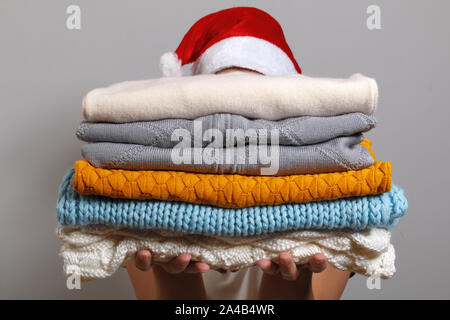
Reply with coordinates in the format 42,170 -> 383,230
57,226 -> 396,281
81,135 -> 374,175
82,72 -> 378,123
73,159 -> 391,208
76,113 -> 376,147
58,169 -> 407,235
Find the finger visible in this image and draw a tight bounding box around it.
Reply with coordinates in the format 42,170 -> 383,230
166,253 -> 192,274
256,259 -> 278,275
184,261 -> 210,274
279,252 -> 298,281
309,253 -> 327,273
135,249 -> 152,271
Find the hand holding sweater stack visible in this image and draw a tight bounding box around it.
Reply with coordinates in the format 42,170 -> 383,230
56,7 -> 407,284
56,72 -> 407,281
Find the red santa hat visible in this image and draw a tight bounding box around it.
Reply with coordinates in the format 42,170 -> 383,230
160,7 -> 301,76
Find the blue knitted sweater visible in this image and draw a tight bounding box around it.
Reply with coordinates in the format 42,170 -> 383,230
57,169 -> 407,236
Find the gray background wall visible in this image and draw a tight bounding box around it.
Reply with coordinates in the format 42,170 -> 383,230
0,0 -> 449,299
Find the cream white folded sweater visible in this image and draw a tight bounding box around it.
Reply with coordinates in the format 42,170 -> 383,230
82,72 -> 378,123
57,226 -> 395,281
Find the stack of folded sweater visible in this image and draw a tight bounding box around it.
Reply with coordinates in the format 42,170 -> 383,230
56,72 -> 407,281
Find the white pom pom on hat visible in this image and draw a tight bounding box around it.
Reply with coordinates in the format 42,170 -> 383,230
159,52 -> 183,77
159,7 -> 301,77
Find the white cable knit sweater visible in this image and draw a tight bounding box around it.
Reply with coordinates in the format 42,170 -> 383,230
82,72 -> 378,123
57,227 -> 395,281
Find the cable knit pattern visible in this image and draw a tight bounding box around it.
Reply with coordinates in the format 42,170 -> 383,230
57,226 -> 396,281
81,135 -> 374,175
58,169 -> 407,235
76,113 -> 376,147
73,159 -> 391,208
